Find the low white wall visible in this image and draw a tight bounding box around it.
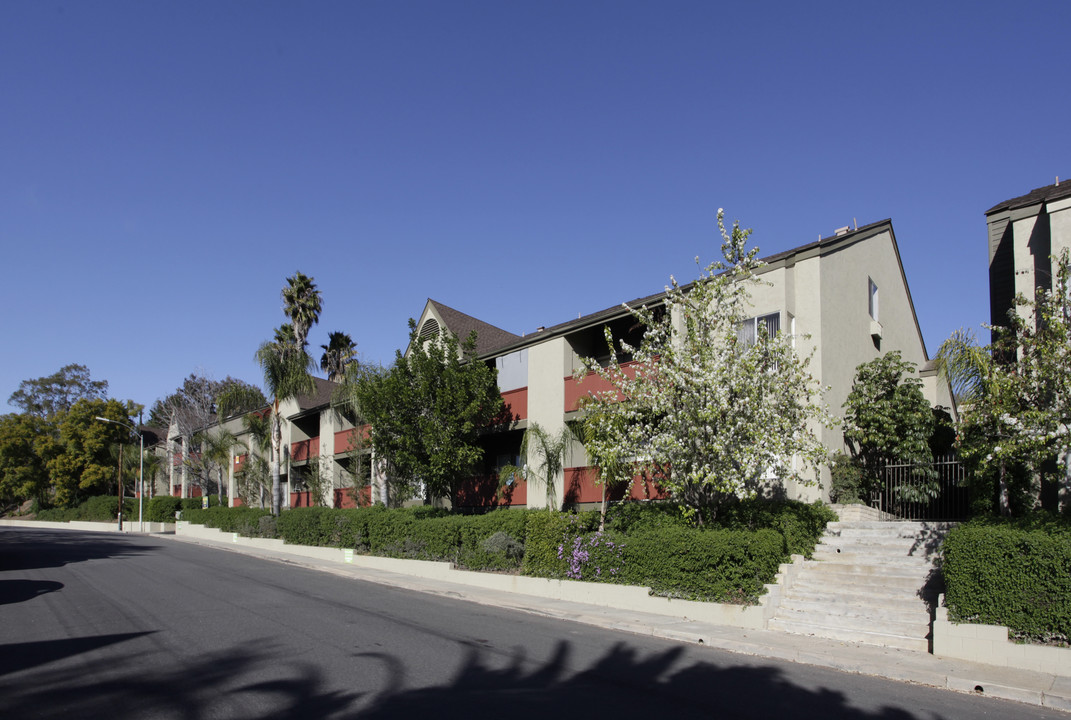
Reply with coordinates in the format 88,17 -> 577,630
0,519 -> 174,533
174,521 -> 770,629
933,595 -> 1071,677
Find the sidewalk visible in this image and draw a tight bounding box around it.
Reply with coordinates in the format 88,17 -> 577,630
163,530 -> 1071,713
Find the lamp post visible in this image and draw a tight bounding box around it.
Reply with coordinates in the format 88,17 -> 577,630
96,416 -> 144,533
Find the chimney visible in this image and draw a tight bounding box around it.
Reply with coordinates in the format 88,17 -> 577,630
834,226 -> 850,237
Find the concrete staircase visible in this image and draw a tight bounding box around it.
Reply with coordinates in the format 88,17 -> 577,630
767,521 -> 953,652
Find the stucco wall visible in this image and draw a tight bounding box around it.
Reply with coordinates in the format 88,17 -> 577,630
526,336 -> 568,508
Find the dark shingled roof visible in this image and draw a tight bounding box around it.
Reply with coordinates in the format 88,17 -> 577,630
429,300 -> 522,356
484,218 -> 894,358
986,178 -> 1071,215
296,376 -> 339,412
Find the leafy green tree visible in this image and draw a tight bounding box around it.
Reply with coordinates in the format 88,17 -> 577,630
320,331 -> 357,382
216,383 -> 268,421
356,322 -> 506,507
0,413 -> 56,506
940,250 -> 1071,514
45,398 -> 135,507
333,363 -> 392,505
8,363 -> 108,419
255,334 -> 315,515
281,271 -> 322,350
842,351 -> 936,503
577,210 -> 831,524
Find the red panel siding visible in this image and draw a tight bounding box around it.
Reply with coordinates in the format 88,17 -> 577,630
563,466 -> 668,504
455,473 -> 527,508
501,387 -> 528,421
334,486 -> 371,508
563,360 -> 645,412
291,437 -> 320,462
334,425 -> 371,454
290,490 -> 314,507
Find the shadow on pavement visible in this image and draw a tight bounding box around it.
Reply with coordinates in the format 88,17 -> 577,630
0,635 -> 949,719
0,578 -> 63,606
0,528 -> 155,572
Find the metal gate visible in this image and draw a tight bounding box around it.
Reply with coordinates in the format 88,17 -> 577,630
876,454 -> 969,521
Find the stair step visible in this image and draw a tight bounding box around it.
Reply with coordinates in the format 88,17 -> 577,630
782,586 -> 928,610
810,548 -> 935,566
767,617 -> 930,653
776,597 -> 929,625
772,607 -> 930,637
763,520 -> 949,652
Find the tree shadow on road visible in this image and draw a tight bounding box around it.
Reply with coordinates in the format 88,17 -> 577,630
358,640 -> 945,720
0,631 -> 963,719
0,528 -> 155,572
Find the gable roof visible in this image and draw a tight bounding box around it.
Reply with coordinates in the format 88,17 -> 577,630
424,299 -> 522,356
986,178 -> 1071,215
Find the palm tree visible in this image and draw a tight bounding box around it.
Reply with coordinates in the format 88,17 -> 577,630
320,331 -> 357,382
238,410 -> 272,507
499,422 -> 573,510
199,427 -> 239,506
281,272 -> 322,350
934,328 -> 991,407
255,334 -> 315,515
140,449 -> 162,499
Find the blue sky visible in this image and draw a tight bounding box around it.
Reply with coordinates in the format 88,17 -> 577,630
1,1 -> 1067,415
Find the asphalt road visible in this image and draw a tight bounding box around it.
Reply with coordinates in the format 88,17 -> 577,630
0,528 -> 1063,720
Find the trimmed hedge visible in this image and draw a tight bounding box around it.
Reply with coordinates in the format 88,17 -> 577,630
270,506 -> 534,571
943,516 -> 1071,642
37,495 -> 136,523
178,500 -> 835,604
605,499 -> 837,559
182,505 -> 273,536
620,527 -> 784,602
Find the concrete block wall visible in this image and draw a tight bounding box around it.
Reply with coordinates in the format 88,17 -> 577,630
933,595 -> 1071,677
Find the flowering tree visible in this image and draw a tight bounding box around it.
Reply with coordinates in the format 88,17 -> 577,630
576,211 -> 832,523
950,250 -> 1071,514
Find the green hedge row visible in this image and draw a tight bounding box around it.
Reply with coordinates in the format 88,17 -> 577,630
604,498 -> 837,558
181,505 -> 273,536
521,510 -> 786,602
942,516 -> 1071,642
146,495 -> 226,522
172,499 -> 835,604
273,506 -> 531,571
36,496 -> 136,523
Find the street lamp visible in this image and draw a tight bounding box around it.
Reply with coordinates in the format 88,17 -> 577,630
96,416 -> 144,533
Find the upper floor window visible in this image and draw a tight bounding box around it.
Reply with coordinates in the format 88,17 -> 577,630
739,312 -> 780,347
868,278 -> 879,321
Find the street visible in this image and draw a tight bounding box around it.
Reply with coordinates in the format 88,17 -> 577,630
0,527 -> 1062,719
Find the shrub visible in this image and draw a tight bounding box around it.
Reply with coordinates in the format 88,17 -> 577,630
943,516 -> 1071,643
715,498 -> 836,558
521,510 -> 600,578
829,452 -> 866,504
36,495 -> 136,523
619,527 -> 784,603
182,506 -> 273,535
147,496 -> 182,523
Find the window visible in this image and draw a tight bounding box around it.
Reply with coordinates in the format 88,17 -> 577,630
868,278 -> 879,322
738,312 -> 780,347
